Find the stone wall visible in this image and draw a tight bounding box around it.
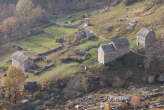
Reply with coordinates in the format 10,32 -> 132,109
38,45 -> 64,56
28,63 -> 54,75
55,21 -> 83,28
10,23 -> 54,43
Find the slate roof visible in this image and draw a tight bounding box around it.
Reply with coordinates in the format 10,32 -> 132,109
137,28 -> 152,38
112,38 -> 130,49
12,51 -> 29,62
100,43 -> 115,52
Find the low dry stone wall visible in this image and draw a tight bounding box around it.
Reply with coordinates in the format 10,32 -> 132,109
38,45 -> 64,56
55,21 -> 83,28
28,63 -> 54,75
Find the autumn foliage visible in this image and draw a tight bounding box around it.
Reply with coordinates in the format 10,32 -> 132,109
0,16 -> 19,39
4,65 -> 26,103
130,96 -> 141,109
104,102 -> 110,110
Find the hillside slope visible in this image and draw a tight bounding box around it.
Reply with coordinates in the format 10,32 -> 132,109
0,1 -> 164,110
89,1 -> 164,46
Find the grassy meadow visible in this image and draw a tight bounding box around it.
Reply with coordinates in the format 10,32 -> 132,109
1,1 -> 164,82
14,26 -> 77,54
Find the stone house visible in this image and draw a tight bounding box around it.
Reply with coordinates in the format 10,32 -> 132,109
12,51 -> 34,72
136,28 -> 156,48
98,38 -> 130,64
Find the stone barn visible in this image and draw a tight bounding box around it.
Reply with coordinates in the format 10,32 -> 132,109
136,28 -> 156,48
98,38 -> 130,64
12,51 -> 34,72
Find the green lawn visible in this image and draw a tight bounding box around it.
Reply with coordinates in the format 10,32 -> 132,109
16,40 -> 48,53
28,62 -> 80,81
76,38 -> 106,50
44,25 -> 77,37
88,48 -> 98,60
14,26 -> 77,54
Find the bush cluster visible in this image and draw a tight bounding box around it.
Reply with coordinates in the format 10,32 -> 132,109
123,0 -> 143,6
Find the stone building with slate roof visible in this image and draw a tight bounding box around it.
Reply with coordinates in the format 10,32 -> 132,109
12,51 -> 34,72
98,38 -> 130,64
136,28 -> 156,48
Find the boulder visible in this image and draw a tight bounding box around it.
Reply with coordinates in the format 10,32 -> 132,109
106,25 -> 114,32
63,77 -> 86,98
128,19 -> 137,26
98,7 -> 109,13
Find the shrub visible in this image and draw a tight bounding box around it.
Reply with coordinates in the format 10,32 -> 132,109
123,0 -> 143,6
130,96 -> 141,109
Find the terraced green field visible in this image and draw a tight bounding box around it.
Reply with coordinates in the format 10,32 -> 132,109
76,38 -> 106,50
14,26 -> 77,54
5,1 -> 164,83
28,62 -> 80,81
44,26 -> 77,37
15,33 -> 60,53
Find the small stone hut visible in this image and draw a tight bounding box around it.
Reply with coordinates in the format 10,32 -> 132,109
77,28 -> 95,40
12,51 -> 34,72
136,28 -> 156,48
98,38 -> 130,64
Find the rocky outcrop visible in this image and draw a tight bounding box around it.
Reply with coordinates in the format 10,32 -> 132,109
112,77 -> 125,88
63,76 -> 102,98
63,77 -> 86,98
